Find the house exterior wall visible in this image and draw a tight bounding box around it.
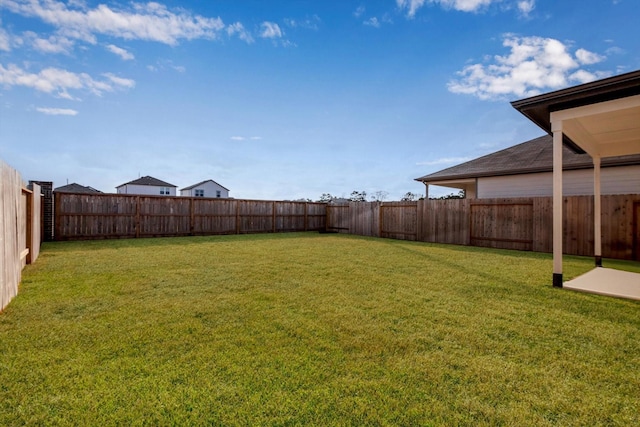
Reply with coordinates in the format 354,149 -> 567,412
477,165 -> 640,198
117,184 -> 176,196
180,181 -> 229,198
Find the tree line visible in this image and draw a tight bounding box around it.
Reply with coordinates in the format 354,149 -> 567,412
308,190 -> 465,203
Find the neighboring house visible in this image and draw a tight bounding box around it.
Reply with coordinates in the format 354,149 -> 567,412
180,180 -> 229,198
54,183 -> 103,194
415,135 -> 640,199
116,176 -> 177,196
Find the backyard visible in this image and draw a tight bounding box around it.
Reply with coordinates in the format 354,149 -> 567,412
1,232 -> 639,425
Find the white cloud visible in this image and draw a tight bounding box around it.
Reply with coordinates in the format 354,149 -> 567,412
36,107 -> 79,115
447,35 -> 609,100
146,59 -> 186,73
397,0 -> 426,17
441,0 -> 494,12
0,63 -> 135,97
417,156 -> 472,166
0,27 -> 12,51
284,16 -> 321,30
1,0 -> 226,46
364,17 -> 380,27
605,46 -> 624,56
517,0 -> 535,16
398,0 -> 533,17
260,22 -> 283,39
231,136 -> 262,141
23,32 -> 75,54
569,69 -> 603,84
226,22 -> 254,43
354,6 -> 366,18
57,90 -> 80,101
575,48 -> 605,65
106,44 -> 134,60
103,73 -> 135,89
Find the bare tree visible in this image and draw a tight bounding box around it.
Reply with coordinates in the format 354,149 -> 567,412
400,192 -> 420,201
370,190 -> 389,202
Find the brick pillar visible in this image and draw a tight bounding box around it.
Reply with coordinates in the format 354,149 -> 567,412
29,181 -> 54,241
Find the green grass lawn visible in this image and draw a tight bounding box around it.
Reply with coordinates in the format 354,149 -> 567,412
1,233 -> 639,426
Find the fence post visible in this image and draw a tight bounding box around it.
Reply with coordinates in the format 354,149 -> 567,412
236,200 -> 240,234
190,198 -> 195,235
416,200 -> 423,242
135,196 -> 140,238
54,192 -> 61,241
272,201 -> 277,233
24,188 -> 33,264
326,205 -> 331,232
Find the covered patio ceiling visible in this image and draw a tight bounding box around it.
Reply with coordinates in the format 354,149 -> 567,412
551,95 -> 640,158
511,69 -> 640,157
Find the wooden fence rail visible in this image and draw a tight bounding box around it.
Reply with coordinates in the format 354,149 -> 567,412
1,160 -> 42,312
54,193 -> 326,240
327,195 -> 640,261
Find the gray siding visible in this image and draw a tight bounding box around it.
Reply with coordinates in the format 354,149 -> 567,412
477,165 -> 640,198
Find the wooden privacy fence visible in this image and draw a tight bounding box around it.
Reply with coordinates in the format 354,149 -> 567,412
52,192 -> 640,260
54,193 -> 326,240
327,195 -> 640,261
1,160 -> 42,312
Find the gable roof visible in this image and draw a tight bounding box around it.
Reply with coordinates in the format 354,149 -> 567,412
416,135 -> 640,183
117,176 -> 176,188
180,179 -> 229,191
54,183 -> 103,194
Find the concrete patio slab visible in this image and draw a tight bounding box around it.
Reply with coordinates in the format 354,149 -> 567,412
564,268 -> 640,301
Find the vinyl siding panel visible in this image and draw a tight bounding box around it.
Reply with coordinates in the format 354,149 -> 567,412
477,165 -> 640,198
180,181 -> 229,198
116,184 -> 176,196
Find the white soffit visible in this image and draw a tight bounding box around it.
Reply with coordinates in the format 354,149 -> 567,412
551,94 -> 640,158
425,178 -> 475,188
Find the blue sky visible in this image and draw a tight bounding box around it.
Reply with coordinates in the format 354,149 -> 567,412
1,0 -> 638,200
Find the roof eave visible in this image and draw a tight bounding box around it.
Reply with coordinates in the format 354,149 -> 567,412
511,70 -> 640,154
415,159 -> 640,183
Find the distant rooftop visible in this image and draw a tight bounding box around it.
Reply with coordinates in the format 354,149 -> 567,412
117,176 -> 176,188
181,179 -> 229,191
54,183 -> 103,194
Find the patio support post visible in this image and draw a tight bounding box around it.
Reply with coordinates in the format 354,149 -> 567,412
593,156 -> 602,267
552,124 -> 564,287
424,184 -> 429,200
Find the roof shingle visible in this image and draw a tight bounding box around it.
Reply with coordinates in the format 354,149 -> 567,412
117,176 -> 176,188
54,183 -> 103,194
180,179 -> 229,191
416,135 -> 640,183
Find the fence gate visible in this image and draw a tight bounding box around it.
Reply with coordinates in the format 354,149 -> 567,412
469,201 -> 534,251
380,203 -> 418,241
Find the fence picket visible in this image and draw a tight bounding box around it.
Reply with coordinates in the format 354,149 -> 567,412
326,196 -> 640,260
1,160 -> 42,311
54,193 -> 326,240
